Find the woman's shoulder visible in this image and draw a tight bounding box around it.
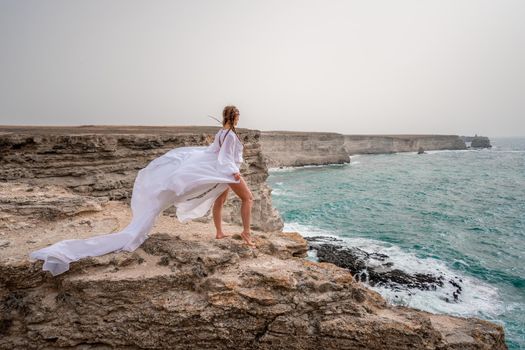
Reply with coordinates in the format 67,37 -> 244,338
218,129 -> 242,146
220,129 -> 237,140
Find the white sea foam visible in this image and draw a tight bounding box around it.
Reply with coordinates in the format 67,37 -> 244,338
270,188 -> 283,195
394,151 -> 419,155
301,163 -> 347,168
493,150 -> 525,153
423,149 -> 471,154
268,163 -> 348,172
284,221 -> 504,319
268,166 -> 299,172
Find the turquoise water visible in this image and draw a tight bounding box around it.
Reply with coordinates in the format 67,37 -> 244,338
268,138 -> 525,349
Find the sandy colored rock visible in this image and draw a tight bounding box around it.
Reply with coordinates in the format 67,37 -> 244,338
260,131 -> 467,167
0,125 -> 283,232
0,126 -> 506,349
0,208 -> 506,349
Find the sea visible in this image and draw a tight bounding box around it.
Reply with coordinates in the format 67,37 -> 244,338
267,137 -> 525,349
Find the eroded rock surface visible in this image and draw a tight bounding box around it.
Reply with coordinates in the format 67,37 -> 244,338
259,131 -> 350,168
0,126 -> 283,232
0,182 -> 107,225
306,236 -> 464,302
1,230 -> 506,350
0,126 -> 506,349
470,136 -> 492,149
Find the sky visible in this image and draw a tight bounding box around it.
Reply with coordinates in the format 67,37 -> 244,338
0,0 -> 524,137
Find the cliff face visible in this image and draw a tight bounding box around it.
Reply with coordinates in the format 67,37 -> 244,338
0,126 -> 283,232
259,131 -> 349,168
470,136 -> 492,148
260,131 -> 467,167
343,134 -> 467,155
0,126 -> 506,349
0,209 -> 507,349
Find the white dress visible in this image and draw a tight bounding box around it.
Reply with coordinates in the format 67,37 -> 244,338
29,128 -> 244,276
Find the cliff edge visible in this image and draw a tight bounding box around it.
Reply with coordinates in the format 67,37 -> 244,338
0,125 -> 283,232
0,126 -> 506,349
0,192 -> 506,349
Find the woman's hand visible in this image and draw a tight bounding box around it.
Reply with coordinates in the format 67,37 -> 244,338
233,172 -> 241,181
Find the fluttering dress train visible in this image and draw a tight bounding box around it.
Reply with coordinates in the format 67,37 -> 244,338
29,128 -> 244,276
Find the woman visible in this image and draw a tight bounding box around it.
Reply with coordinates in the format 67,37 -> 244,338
29,105 -> 256,276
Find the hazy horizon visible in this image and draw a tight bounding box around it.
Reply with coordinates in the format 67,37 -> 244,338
1,0 -> 524,137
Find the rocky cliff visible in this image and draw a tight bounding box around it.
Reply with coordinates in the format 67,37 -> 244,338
343,134 -> 467,155
460,136 -> 492,149
259,131 -> 350,168
0,186 -> 507,349
0,125 -> 283,232
0,125 -> 506,349
260,131 -> 467,167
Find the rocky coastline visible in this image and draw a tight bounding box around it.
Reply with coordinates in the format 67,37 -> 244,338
0,125 -> 506,349
260,131 -> 476,167
305,236 -> 463,303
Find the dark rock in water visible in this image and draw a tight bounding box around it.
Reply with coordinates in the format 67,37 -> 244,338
367,269 -> 444,291
470,136 -> 492,148
417,147 -> 426,154
461,135 -> 492,149
305,236 -> 460,298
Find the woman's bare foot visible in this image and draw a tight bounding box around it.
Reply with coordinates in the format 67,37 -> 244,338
240,231 -> 256,248
215,231 -> 231,239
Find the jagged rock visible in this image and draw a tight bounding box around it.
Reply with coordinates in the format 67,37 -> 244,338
460,135 -> 492,149
306,236 -> 462,298
471,136 -> 492,148
0,126 -> 507,349
0,232 -> 507,349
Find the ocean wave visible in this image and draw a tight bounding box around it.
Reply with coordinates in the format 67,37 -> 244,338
423,149 -> 471,154
270,188 -> 284,196
268,162 -> 348,172
268,166 -> 299,172
492,150 -> 525,153
284,221 -> 504,319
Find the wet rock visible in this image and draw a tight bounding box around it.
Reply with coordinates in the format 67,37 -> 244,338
305,236 -> 450,293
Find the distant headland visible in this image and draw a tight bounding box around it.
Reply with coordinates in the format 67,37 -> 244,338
260,131 -> 491,168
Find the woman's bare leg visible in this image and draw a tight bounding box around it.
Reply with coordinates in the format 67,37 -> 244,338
228,176 -> 256,247
213,188 -> 230,239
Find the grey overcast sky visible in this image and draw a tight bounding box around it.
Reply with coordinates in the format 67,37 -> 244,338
0,0 -> 524,136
